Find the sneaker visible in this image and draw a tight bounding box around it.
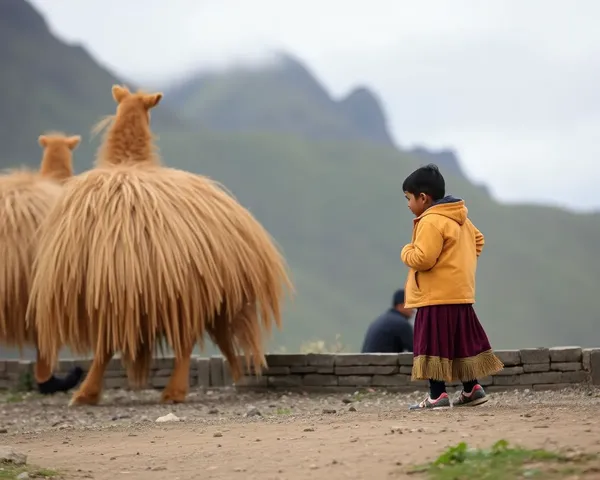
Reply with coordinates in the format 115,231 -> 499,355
453,384 -> 489,407
409,392 -> 451,411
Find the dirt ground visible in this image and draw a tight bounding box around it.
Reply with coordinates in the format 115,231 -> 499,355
2,386 -> 600,479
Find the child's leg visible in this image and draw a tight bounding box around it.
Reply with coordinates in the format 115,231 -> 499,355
454,379 -> 488,407
409,379 -> 450,410
409,306 -> 452,410
462,379 -> 479,393
429,379 -> 447,399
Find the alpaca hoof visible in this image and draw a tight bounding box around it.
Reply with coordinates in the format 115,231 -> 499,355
69,390 -> 100,407
160,389 -> 187,404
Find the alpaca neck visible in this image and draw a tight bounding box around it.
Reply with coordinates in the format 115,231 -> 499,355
40,153 -> 72,182
97,111 -> 159,166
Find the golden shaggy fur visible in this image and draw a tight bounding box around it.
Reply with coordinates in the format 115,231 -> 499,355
28,86 -> 293,405
0,132 -> 79,381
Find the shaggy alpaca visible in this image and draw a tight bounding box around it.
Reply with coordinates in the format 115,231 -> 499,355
28,85 -> 293,406
0,132 -> 84,394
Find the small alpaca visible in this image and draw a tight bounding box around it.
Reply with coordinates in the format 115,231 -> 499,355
27,85 -> 293,406
0,132 -> 84,394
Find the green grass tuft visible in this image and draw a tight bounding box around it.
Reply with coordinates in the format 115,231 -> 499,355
409,440 -> 597,479
0,463 -> 61,479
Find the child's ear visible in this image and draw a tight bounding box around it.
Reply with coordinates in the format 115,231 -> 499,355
38,135 -> 48,148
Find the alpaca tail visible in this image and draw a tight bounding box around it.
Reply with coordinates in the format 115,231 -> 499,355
122,342 -> 153,389
207,302 -> 268,382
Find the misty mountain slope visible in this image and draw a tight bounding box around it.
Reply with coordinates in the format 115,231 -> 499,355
1,0 -> 599,358
164,53 -> 395,146
0,0 -> 184,171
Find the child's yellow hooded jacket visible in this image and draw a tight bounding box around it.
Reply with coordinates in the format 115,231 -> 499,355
401,196 -> 484,309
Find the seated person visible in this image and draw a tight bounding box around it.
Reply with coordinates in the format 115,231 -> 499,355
361,289 -> 414,353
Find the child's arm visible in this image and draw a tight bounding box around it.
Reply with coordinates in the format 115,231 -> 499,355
400,220 -> 443,271
469,220 -> 485,257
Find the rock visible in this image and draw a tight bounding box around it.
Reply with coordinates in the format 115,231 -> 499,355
0,446 -> 27,465
155,413 -> 180,423
0,428 -> 7,434
208,408 -> 219,414
348,406 -> 357,412
303,427 -> 315,432
342,398 -> 353,404
16,473 -> 30,480
245,407 -> 262,418
322,408 -> 336,414
213,432 -> 223,438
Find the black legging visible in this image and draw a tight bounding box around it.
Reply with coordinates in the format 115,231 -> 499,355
429,379 -> 479,399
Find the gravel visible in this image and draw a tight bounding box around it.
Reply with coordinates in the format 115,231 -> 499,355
1,385 -> 600,436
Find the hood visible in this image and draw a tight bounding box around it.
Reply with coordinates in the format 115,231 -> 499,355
419,195 -> 467,225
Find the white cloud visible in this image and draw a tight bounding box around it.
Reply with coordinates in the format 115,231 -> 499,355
28,0 -> 600,210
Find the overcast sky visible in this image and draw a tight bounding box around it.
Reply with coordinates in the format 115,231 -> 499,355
29,0 -> 600,211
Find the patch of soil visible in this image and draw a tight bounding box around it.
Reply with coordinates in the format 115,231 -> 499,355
1,387 -> 600,479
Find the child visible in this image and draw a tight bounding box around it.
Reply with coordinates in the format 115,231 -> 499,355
400,164 -> 503,410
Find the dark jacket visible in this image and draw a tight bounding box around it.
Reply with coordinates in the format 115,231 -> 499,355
361,309 -> 413,353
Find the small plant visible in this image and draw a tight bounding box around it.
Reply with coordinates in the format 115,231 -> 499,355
0,464 -> 61,479
299,334 -> 349,354
17,370 -> 34,392
1,392 -> 25,404
270,345 -> 288,354
275,407 -> 292,415
409,440 -> 596,479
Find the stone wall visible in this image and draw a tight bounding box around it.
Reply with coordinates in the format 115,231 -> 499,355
1,347 -> 599,392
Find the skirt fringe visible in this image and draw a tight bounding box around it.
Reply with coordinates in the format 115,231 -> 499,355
412,349 -> 504,383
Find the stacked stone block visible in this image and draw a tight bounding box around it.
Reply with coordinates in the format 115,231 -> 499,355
1,347 -> 599,392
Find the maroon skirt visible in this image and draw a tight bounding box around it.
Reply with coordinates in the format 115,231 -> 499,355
412,304 -> 504,383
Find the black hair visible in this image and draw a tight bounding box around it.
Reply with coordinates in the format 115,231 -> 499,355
402,163 -> 445,201
392,289 -> 405,307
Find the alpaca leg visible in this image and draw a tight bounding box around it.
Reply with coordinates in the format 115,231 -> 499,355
34,351 -> 53,384
69,352 -> 112,406
161,347 -> 193,404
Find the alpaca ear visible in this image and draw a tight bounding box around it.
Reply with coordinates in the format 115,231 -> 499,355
38,135 -> 48,148
66,135 -> 81,150
112,85 -> 131,104
142,93 -> 163,110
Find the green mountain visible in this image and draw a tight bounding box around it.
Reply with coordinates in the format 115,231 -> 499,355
165,53 -> 394,146
0,0 -> 184,169
1,0 -> 599,360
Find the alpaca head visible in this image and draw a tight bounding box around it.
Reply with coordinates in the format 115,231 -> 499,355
93,85 -> 163,166
112,85 -> 162,125
38,132 -> 80,181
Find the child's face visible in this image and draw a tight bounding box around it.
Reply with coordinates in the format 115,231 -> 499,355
404,192 -> 430,217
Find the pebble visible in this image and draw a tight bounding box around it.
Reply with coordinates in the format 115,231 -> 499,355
16,473 -> 29,480
155,413 -> 180,423
322,408 -> 336,414
0,385 -> 599,436
0,446 -> 27,465
245,407 -> 262,418
213,432 -> 223,438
